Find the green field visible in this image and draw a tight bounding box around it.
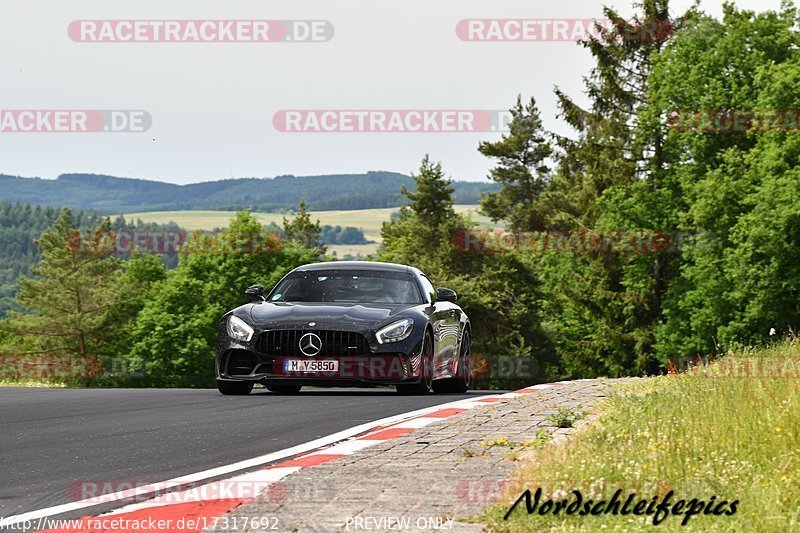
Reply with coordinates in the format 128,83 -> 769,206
121,205 -> 497,257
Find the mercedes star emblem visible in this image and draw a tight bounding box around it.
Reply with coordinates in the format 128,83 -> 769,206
299,332 -> 322,356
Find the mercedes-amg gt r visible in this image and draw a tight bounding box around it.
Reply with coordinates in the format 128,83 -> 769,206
215,261 -> 472,395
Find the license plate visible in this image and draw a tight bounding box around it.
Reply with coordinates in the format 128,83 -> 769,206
283,360 -> 339,373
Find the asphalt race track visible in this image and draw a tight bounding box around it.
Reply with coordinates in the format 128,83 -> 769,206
0,387 -> 492,520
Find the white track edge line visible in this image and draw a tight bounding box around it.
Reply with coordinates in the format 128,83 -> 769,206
2,381 -> 581,527
0,393 -> 502,527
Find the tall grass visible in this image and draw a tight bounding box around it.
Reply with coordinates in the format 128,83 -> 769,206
480,341 -> 800,531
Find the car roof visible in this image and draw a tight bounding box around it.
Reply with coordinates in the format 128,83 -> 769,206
290,261 -> 420,275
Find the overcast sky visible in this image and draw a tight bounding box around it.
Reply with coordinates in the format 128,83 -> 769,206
0,0 -> 784,184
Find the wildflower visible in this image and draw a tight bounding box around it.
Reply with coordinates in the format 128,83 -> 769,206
769,327 -> 776,336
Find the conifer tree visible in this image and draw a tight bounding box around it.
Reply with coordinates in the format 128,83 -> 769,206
283,200 -> 326,257
479,96 -> 553,231
8,209 -> 120,374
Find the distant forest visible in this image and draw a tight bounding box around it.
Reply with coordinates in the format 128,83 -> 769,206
0,202 -> 181,317
0,201 -> 370,317
0,172 -> 498,213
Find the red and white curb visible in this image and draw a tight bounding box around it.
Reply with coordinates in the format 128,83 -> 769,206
3,380 -> 588,532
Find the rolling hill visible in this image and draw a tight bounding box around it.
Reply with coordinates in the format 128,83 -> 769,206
0,172 -> 499,213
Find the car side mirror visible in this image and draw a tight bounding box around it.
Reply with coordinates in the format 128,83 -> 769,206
435,287 -> 457,303
245,284 -> 265,300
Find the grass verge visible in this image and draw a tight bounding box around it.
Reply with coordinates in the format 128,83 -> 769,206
0,378 -> 71,387
479,341 -> 800,531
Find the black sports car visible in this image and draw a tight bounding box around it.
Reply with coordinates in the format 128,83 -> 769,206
215,261 -> 472,395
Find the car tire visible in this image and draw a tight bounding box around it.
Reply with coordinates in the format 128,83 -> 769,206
396,331 -> 434,395
266,383 -> 303,394
217,380 -> 254,395
433,330 -> 472,394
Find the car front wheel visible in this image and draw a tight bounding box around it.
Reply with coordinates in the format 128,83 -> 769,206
433,329 -> 472,394
396,331 -> 433,395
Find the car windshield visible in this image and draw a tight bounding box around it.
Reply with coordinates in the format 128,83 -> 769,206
269,269 -> 423,304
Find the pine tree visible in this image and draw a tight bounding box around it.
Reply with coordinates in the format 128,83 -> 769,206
381,156 -> 554,386
283,200 -> 326,257
479,96 -> 553,231
401,155 -> 455,229
533,0 -> 682,375
551,0 -> 676,224
6,209 -> 121,377
382,155 -> 465,268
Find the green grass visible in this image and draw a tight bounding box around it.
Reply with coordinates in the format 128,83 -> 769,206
479,341 -> 800,532
0,378 -> 71,388
120,205 -> 498,257
546,405 -> 587,428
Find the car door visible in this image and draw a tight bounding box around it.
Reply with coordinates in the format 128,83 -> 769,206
436,298 -> 462,377
444,302 -> 463,374
419,275 -> 458,378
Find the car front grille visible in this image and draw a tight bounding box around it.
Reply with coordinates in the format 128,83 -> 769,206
256,330 -> 371,357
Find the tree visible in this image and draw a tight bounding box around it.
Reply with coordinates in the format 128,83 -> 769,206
283,200 -> 326,257
651,4 -> 800,357
479,96 -> 553,230
124,212 -> 318,386
523,0 -> 683,376
102,254 -> 167,377
402,155 -> 455,227
382,155 -> 472,270
381,156 -> 554,387
4,209 -> 122,380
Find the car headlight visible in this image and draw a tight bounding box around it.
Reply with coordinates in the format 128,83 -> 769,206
227,315 -> 254,342
376,318 -> 414,344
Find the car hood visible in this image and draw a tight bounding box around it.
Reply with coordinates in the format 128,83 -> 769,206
243,302 -> 418,329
